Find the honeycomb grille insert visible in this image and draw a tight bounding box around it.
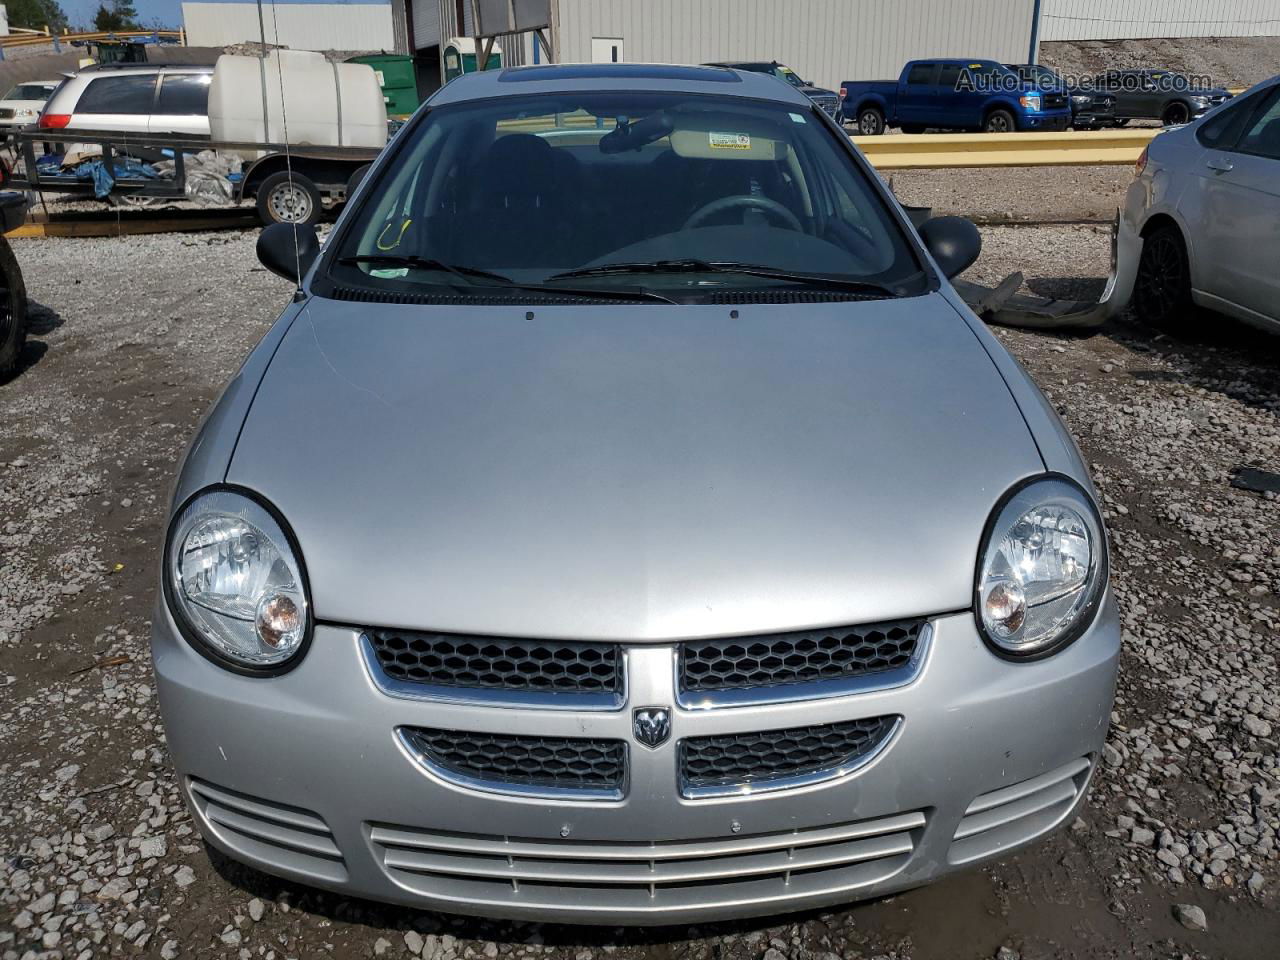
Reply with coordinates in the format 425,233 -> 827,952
402,727 -> 626,794
680,716 -> 899,793
369,630 -> 620,695
679,620 -> 924,693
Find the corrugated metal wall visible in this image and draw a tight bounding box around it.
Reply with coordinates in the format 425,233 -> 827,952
1041,0 -> 1280,40
553,0 -> 1039,88
182,2 -> 397,52
413,1 -> 531,65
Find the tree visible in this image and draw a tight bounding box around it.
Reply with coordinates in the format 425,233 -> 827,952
6,0 -> 69,32
92,0 -> 139,31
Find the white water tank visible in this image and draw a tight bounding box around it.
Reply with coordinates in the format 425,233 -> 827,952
208,50 -> 387,148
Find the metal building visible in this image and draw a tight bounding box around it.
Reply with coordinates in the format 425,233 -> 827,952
1040,0 -> 1280,41
548,0 -> 1042,88
182,1 -> 399,52
405,0 -> 1280,93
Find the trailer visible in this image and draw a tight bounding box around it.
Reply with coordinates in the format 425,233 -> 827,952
8,128 -> 381,226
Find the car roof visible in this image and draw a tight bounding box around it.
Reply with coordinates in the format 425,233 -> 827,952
75,63 -> 214,76
428,62 -> 812,108
704,61 -> 775,70
926,58 -> 1001,67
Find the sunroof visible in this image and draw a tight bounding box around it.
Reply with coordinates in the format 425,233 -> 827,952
500,65 -> 740,83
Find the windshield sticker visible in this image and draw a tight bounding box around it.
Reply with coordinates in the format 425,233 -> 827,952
789,112 -> 807,123
369,268 -> 409,279
709,131 -> 751,150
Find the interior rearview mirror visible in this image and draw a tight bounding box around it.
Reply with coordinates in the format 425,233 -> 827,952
919,215 -> 982,280
257,222 -> 321,284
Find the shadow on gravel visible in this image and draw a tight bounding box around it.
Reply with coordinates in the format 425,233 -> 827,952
1,300 -> 63,384
1106,309 -> 1280,417
27,300 -> 64,337
202,841 -> 863,946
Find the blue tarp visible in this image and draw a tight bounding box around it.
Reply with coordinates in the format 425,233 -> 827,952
75,158 -> 159,198
35,155 -> 161,198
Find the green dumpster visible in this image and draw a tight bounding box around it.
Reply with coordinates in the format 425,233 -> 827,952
349,54 -> 420,118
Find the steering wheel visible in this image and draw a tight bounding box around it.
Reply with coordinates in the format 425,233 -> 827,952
682,195 -> 804,232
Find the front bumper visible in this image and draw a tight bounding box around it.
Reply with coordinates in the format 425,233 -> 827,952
1102,189 -> 1148,320
1020,112 -> 1072,131
153,597 -> 1119,924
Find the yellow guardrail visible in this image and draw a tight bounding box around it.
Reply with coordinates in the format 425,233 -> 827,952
0,29 -> 184,49
851,128 -> 1159,169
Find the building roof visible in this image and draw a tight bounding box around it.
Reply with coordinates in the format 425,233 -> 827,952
428,62 -> 813,107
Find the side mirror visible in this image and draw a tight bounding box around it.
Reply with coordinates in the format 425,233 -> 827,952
257,222 -> 320,284
919,215 -> 981,279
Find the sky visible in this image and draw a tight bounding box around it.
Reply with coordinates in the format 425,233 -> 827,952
62,0 -> 387,32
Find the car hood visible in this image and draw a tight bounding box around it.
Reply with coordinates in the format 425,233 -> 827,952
228,293 -> 1044,640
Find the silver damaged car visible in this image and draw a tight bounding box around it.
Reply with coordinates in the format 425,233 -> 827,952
154,64 -> 1120,924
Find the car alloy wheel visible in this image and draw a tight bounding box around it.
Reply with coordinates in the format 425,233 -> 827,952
1134,226 -> 1192,329
1163,102 -> 1190,126
985,111 -> 1013,133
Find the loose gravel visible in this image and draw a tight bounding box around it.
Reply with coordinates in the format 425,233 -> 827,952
0,210 -> 1277,960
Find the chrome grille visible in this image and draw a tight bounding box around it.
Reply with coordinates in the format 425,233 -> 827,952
370,810 -> 924,914
0,109 -> 12,120
812,95 -> 839,118
400,727 -> 626,797
679,619 -> 925,695
368,629 -> 621,695
679,716 -> 899,797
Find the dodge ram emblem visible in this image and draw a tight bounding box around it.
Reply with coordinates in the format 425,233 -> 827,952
633,707 -> 671,748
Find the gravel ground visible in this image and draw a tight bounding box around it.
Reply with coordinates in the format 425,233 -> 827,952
0,212 -> 1278,960
1041,37 -> 1280,90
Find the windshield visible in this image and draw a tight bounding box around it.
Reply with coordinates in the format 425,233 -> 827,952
328,90 -> 925,301
1014,65 -> 1060,85
5,84 -> 54,101
775,67 -> 807,88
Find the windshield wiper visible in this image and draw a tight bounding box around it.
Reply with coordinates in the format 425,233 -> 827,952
339,255 -> 516,286
545,259 -> 906,296
338,254 -> 677,303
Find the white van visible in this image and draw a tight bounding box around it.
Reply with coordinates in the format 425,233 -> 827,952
38,64 -> 214,137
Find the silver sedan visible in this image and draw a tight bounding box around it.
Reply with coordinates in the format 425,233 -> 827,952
1111,74 -> 1280,333
153,63 -> 1118,924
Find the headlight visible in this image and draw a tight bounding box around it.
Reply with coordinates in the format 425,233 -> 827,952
1071,94 -> 1092,105
1019,95 -> 1042,111
16,108 -> 34,117
976,476 -> 1106,658
165,488 -> 311,671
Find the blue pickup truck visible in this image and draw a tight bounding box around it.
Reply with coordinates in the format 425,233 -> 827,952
840,59 -> 1072,135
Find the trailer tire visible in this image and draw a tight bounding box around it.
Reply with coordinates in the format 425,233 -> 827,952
257,171 -> 322,226
0,237 -> 28,381
346,164 -> 372,203
856,107 -> 885,136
